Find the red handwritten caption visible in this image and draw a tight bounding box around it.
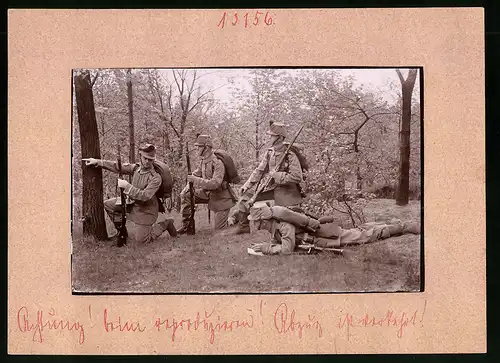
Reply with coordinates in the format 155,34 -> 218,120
15,302 -> 263,346
154,307 -> 255,344
336,301 -> 427,340
15,300 -> 427,347
217,11 -> 274,29
273,302 -> 323,339
17,306 -> 86,345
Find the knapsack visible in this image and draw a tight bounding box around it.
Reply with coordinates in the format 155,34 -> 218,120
283,142 -> 309,173
213,149 -> 241,184
152,160 -> 174,198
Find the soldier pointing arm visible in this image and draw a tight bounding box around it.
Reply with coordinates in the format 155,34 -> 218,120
83,143 -> 177,245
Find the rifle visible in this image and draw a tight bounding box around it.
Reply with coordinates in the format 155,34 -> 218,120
185,142 -> 196,235
116,144 -> 127,247
246,121 -> 307,208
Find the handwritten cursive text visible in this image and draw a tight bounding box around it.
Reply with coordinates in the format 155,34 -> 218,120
17,306 -> 85,345
154,308 -> 254,344
273,303 -> 323,339
337,309 -> 419,339
103,308 -> 146,333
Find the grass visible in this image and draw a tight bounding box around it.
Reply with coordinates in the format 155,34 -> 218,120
71,199 -> 421,294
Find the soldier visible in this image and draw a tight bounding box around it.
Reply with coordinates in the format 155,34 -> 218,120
246,204 -> 421,255
177,134 -> 237,233
231,122 -> 304,234
82,143 -> 177,244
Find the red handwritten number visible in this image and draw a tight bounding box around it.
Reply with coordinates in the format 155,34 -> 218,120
264,12 -> 273,25
232,13 -> 239,26
219,10 -> 273,28
254,11 -> 263,26
217,12 -> 227,29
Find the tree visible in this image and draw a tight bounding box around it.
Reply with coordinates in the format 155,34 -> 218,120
395,69 -> 418,205
137,69 -> 217,210
239,69 -> 287,162
127,69 -> 136,165
74,70 -> 108,240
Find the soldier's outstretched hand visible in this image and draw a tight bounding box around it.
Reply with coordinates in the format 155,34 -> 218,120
82,158 -> 98,166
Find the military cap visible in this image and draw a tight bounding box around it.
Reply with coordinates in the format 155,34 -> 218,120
266,122 -> 287,137
194,134 -> 213,147
138,143 -> 156,160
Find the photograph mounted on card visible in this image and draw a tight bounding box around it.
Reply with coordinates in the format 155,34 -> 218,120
72,67 -> 423,294
9,8 -> 485,354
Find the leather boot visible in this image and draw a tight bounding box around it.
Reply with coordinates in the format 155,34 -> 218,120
177,211 -> 192,235
164,218 -> 177,237
176,225 -> 188,235
231,212 -> 251,235
403,221 -> 421,234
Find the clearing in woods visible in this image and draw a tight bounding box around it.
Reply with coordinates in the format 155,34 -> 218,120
71,198 -> 422,293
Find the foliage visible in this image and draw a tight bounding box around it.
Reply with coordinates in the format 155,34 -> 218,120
72,68 -> 421,224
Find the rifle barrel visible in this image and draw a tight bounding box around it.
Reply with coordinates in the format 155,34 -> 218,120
117,143 -> 127,247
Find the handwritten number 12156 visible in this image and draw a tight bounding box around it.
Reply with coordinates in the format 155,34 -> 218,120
218,11 -> 274,29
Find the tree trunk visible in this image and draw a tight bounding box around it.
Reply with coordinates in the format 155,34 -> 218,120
176,113 -> 187,163
74,71 -> 108,240
255,118 -> 260,161
162,132 -> 166,159
353,131 -> 362,190
396,69 -> 418,206
163,129 -> 173,164
127,69 -> 135,165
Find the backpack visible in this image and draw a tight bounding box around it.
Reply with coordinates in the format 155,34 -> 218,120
283,142 -> 309,173
213,149 -> 241,184
152,160 -> 174,198
283,143 -> 309,198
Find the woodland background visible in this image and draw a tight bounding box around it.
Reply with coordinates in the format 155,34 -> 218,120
72,67 -> 421,239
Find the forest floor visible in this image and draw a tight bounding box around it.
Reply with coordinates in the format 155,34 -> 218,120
71,198 -> 422,294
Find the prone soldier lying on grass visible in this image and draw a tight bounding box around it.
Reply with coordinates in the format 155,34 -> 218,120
246,204 -> 420,255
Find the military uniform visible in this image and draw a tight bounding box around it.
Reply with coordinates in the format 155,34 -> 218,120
247,205 -> 420,255
234,122 -> 304,233
179,135 -> 236,231
96,144 -> 176,244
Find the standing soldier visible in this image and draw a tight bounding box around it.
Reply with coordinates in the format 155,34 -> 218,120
82,143 -> 177,244
232,122 -> 304,235
177,134 -> 237,233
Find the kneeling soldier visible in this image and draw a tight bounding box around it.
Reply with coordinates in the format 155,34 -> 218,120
232,122 -> 304,235
177,134 -> 237,233
83,144 -> 177,244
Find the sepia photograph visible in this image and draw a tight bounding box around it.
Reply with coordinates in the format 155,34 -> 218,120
71,67 -> 422,294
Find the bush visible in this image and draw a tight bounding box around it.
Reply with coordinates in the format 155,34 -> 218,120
366,182 -> 421,201
301,166 -> 377,228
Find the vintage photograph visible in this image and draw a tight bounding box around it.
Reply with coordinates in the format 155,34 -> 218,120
71,67 -> 422,294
